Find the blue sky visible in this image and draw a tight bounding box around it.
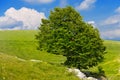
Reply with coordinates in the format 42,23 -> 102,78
0,0 -> 120,40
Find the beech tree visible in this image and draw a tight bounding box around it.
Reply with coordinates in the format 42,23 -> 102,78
36,6 -> 106,69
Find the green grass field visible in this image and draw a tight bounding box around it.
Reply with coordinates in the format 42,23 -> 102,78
0,53 -> 78,80
100,40 -> 120,80
0,30 -> 120,80
88,40 -> 120,80
0,30 -> 66,64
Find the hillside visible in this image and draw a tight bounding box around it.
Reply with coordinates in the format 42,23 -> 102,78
0,53 -> 78,80
100,40 -> 120,80
0,30 -> 66,64
88,40 -> 120,80
0,30 -> 120,80
0,30 -> 79,80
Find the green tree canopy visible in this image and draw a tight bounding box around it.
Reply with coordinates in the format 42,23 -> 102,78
36,6 -> 106,69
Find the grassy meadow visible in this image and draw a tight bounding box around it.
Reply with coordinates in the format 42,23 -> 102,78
0,30 -> 78,80
88,40 -> 120,80
0,30 -> 66,64
0,53 -> 78,80
0,30 -> 120,80
100,40 -> 120,80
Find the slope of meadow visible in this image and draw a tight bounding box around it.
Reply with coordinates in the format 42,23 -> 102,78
0,30 -> 79,80
88,40 -> 120,80
0,30 -> 120,80
0,30 -> 66,64
0,53 -> 78,80
101,40 -> 120,80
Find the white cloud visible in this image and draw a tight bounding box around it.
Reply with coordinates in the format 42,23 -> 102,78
101,29 -> 120,39
102,7 -> 120,26
76,0 -> 96,11
87,21 -> 96,27
23,0 -> 54,4
99,7 -> 120,40
0,16 -> 22,29
59,0 -> 67,7
115,7 -> 120,13
0,7 -> 46,30
103,15 -> 120,25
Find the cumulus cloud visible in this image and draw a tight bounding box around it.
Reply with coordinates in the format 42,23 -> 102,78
23,0 -> 54,4
0,7 -> 46,30
0,16 -> 23,29
76,0 -> 96,11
